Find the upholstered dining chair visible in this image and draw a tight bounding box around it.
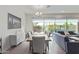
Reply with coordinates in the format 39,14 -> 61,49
32,36 -> 47,54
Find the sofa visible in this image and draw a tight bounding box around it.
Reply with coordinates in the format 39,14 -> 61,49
53,31 -> 79,54
53,32 -> 66,51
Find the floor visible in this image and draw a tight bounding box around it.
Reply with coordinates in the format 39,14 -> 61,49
5,37 -> 66,54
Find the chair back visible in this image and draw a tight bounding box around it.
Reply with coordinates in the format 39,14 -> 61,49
32,36 -> 45,53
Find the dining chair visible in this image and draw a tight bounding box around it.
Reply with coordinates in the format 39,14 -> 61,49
32,36 -> 47,54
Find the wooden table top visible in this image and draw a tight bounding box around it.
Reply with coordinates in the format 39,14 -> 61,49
27,34 -> 51,41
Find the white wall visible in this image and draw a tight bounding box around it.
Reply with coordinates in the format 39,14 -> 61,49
25,14 -> 33,33
0,6 -> 26,53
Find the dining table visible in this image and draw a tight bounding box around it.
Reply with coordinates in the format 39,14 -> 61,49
27,33 -> 51,51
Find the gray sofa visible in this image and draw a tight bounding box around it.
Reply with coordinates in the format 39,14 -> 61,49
53,32 -> 66,51
53,32 -> 79,54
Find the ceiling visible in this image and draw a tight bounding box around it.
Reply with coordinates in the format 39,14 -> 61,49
25,5 -> 79,19
1,5 -> 79,19
25,5 -> 79,14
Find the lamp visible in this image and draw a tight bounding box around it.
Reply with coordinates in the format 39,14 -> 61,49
33,5 -> 50,16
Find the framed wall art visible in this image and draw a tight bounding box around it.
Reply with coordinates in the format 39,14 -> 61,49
8,13 -> 21,29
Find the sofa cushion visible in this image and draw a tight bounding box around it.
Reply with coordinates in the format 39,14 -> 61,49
68,31 -> 77,35
57,31 -> 65,35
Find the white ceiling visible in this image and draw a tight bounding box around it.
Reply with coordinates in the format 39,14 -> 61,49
25,5 -> 79,14
25,5 -> 79,19
2,5 -> 79,19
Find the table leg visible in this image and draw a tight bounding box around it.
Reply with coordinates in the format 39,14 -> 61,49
46,41 -> 49,51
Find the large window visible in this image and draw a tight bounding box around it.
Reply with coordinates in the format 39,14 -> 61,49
32,19 -> 55,32
67,19 -> 78,31
55,19 -> 66,31
33,19 -> 44,32
32,18 -> 79,32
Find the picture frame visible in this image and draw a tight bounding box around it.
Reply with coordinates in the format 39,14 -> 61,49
8,13 -> 21,29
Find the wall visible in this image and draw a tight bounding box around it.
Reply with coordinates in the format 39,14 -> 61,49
25,14 -> 33,33
0,6 -> 26,53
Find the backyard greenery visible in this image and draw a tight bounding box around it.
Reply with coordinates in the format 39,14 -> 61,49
33,19 -> 77,32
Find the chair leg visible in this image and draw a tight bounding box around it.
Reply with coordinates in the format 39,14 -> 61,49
31,48 -> 34,54
43,47 -> 47,54
29,41 -> 32,50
